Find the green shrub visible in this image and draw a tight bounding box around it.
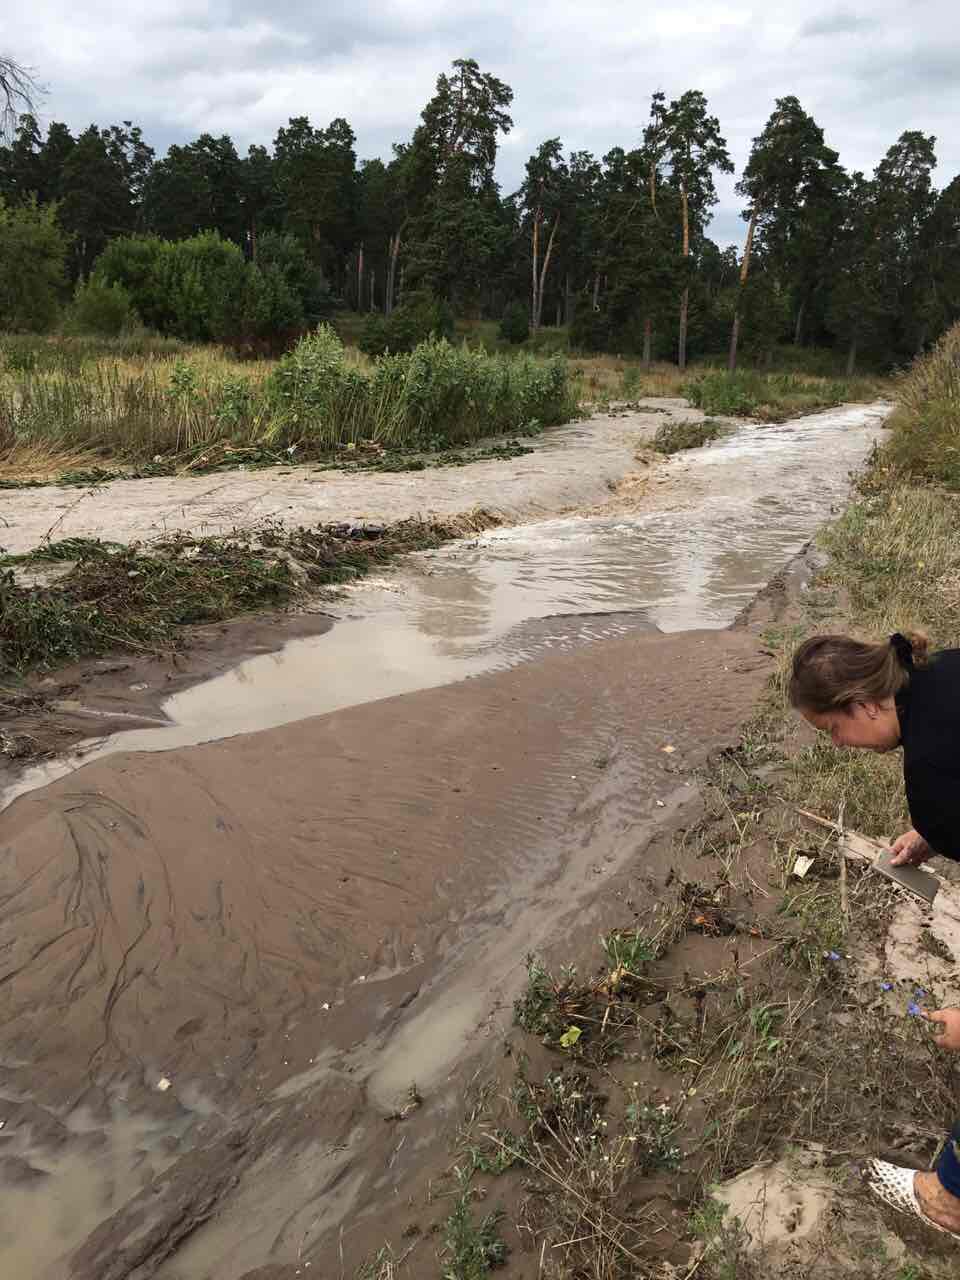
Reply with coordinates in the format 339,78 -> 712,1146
0,197 -> 69,333
93,235 -> 168,331
256,231 -> 331,325
207,257 -> 303,353
499,301 -> 530,345
266,328 -> 575,451
684,371 -> 760,416
66,279 -> 138,337
94,232 -> 247,342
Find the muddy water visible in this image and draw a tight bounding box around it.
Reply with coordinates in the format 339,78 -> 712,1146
1,404 -> 885,810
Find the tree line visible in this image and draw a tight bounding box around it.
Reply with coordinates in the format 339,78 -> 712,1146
1,55 -> 959,369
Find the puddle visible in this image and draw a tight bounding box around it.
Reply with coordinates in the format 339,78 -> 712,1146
0,1097 -> 199,1275
1,404 -> 885,810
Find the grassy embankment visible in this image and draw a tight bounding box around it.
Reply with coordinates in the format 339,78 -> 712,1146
354,328 -> 960,1280
0,325 -> 575,484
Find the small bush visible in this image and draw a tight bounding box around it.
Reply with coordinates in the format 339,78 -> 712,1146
685,371 -> 759,416
207,257 -> 304,355
358,290 -> 455,356
441,1194 -> 507,1279
66,279 -> 138,337
654,418 -> 725,454
499,301 -> 530,345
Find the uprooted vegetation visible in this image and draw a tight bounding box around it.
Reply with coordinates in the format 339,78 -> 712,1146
0,511 -> 498,675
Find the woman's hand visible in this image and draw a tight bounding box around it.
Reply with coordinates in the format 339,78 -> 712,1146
924,1009 -> 960,1051
890,828 -> 933,867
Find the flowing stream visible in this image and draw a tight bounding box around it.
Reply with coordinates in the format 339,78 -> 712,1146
1,403 -> 887,809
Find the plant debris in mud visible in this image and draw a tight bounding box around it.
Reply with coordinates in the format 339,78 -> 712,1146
653,417 -> 726,455
0,512 -> 499,675
0,437 -> 539,490
514,930 -> 666,1064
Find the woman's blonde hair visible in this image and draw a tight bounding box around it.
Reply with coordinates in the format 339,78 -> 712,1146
788,631 -> 929,714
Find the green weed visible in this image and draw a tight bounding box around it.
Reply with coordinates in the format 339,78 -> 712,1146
440,1194 -> 507,1279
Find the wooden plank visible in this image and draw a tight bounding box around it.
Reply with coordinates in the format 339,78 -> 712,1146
797,809 -> 941,904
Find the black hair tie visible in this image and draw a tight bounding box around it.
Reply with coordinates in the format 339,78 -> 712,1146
890,632 -> 914,668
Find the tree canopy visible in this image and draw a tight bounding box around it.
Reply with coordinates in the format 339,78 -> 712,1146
0,57 -> 959,366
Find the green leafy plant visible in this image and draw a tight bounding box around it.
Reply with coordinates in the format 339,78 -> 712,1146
440,1194 -> 507,1279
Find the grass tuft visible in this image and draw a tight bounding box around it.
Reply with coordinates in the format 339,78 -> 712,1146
653,418 -> 725,454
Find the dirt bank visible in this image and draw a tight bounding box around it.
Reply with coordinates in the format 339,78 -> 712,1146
0,404 -> 687,557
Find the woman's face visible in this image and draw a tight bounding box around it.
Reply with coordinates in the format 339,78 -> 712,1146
801,700 -> 901,752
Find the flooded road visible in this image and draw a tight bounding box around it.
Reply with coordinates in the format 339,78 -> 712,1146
1,403 -> 885,809
0,402 -> 887,1278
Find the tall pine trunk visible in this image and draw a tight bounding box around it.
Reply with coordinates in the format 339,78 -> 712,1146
678,185 -> 690,372
564,273 -> 573,326
793,298 -> 805,346
642,317 -> 652,371
532,213 -> 560,330
357,243 -> 364,313
385,233 -> 401,316
845,336 -> 858,376
728,210 -> 758,372
531,212 -> 540,330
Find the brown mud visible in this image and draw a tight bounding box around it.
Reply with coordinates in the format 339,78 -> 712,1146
0,623 -> 770,1278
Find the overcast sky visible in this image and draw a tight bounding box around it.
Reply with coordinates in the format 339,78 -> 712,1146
5,0 -> 959,246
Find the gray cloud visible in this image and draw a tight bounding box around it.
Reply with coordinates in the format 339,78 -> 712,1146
800,9 -> 881,37
5,0 -> 960,248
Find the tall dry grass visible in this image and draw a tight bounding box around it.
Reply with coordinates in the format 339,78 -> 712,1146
0,327 -> 576,466
882,321 -> 960,485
